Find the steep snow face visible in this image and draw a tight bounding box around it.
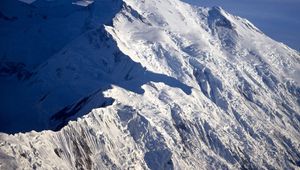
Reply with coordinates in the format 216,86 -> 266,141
106,1 -> 300,169
0,0 -> 122,67
0,0 -> 123,133
1,0 -> 300,169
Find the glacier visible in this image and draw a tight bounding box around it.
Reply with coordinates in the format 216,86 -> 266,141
0,0 -> 300,169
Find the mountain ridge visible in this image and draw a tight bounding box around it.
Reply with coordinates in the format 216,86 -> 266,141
0,0 -> 300,169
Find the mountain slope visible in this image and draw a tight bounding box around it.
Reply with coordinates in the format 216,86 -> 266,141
0,0 -> 300,169
0,0 -> 123,133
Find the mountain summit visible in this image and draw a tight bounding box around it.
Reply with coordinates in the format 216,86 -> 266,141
0,0 -> 299,169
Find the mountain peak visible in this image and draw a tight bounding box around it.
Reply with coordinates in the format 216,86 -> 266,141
0,0 -> 300,169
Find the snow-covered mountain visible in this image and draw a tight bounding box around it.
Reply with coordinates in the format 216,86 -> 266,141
0,0 -> 300,169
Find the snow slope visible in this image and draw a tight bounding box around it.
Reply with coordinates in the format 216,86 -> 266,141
0,0 -> 123,133
0,0 -> 300,169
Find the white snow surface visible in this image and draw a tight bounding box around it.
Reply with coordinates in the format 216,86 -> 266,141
72,0 -> 94,7
0,0 -> 300,169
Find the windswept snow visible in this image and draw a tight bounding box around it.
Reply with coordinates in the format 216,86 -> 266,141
72,0 -> 94,7
0,0 -> 300,169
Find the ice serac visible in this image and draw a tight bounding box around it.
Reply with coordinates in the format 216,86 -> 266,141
0,0 -> 300,169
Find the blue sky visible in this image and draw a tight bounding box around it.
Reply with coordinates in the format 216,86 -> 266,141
184,0 -> 300,51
